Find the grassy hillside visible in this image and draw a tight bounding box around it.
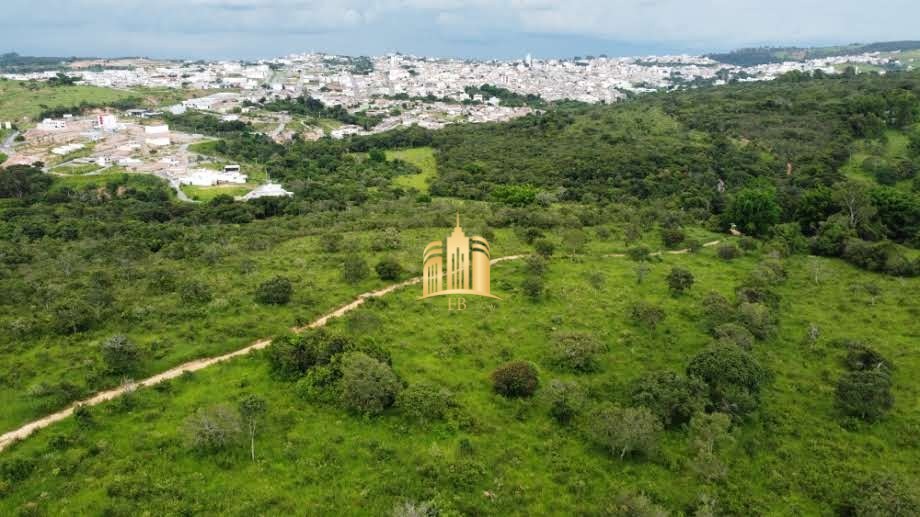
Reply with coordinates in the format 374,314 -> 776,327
390,147 -> 437,193
0,245 -> 917,514
0,79 -> 137,122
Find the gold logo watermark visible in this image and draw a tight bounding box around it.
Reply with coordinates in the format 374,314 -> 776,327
419,213 -> 499,303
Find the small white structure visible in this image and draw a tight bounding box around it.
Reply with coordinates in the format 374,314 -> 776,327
118,157 -> 142,166
168,104 -> 187,115
96,156 -> 108,166
180,168 -> 248,187
39,118 -> 66,131
145,124 -> 171,147
240,183 -> 293,200
3,121 -> 11,130
96,114 -> 118,131
51,143 -> 84,155
221,114 -> 240,122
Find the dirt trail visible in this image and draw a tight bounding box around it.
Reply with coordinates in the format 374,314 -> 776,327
0,254 -> 525,452
0,244 -> 719,452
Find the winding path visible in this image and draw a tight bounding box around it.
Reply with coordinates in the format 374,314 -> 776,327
0,244 -> 720,452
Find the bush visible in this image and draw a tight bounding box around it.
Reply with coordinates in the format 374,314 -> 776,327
267,330 -> 354,380
588,405 -> 662,458
524,255 -> 547,276
548,331 -> 606,373
342,255 -> 369,284
320,233 -> 342,253
255,276 -> 293,305
491,361 -> 539,398
180,281 -> 212,305
398,383 -> 455,423
183,404 -> 242,451
100,335 -> 141,374
51,298 -> 96,334
736,302 -> 777,340
534,239 -> 555,258
544,379 -> 586,424
661,228 -> 685,249
605,491 -> 669,517
521,276 -> 544,300
629,371 -> 707,428
374,257 -> 403,281
701,291 -> 734,330
630,301 -> 665,330
687,344 -> 769,417
848,474 -> 920,517
717,243 -> 741,260
835,370 -> 893,422
666,266 -> 694,294
713,323 -> 755,349
339,352 -> 401,416
843,342 -> 891,374
627,245 -> 652,262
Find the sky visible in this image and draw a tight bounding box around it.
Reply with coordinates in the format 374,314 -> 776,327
2,0 -> 918,60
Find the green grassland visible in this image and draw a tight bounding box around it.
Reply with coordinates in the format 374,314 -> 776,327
181,183 -> 256,201
0,80 -> 136,122
841,129 -> 916,190
0,242 -> 917,515
390,147 -> 438,193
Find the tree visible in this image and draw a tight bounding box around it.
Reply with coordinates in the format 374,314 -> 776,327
832,181 -> 878,237
589,405 -> 662,459
548,331 -> 606,373
725,186 -> 781,236
521,275 -> 544,301
183,404 -> 242,452
629,371 -> 708,428
544,379 -> 585,424
374,257 -> 403,281
666,266 -> 694,294
534,239 -> 555,258
849,473 -> 920,517
630,301 -> 665,330
687,412 -> 734,481
561,229 -> 588,259
342,255 -> 369,284
320,233 -> 342,253
339,352 -> 401,415
835,370 -> 893,422
180,281 -> 212,305
491,361 -> 539,398
687,344 -> 769,418
255,276 -> 293,305
100,335 -> 141,375
238,395 -> 267,462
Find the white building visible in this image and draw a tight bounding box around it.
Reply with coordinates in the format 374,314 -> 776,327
179,168 -> 248,186
39,118 -> 66,131
240,183 -> 293,200
145,124 -> 171,147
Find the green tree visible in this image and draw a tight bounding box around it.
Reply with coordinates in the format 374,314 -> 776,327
339,352 -> 401,415
589,405 -> 662,459
666,266 -> 695,295
255,276 -> 293,305
100,335 -> 141,375
342,255 -> 369,284
725,186 -> 781,236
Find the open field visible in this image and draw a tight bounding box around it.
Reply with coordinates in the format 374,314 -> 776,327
181,183 -> 256,201
0,80 -> 137,122
0,244 -> 916,514
390,147 -> 438,193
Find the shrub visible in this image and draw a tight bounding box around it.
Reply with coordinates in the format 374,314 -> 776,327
342,255 -> 369,284
843,342 -> 891,374
320,233 -> 342,253
267,330 -> 354,380
588,405 -> 662,459
339,352 -> 401,416
661,228 -> 686,249
738,236 -> 758,251
521,276 -> 544,300
100,335 -> 141,374
548,331 -> 606,372
491,361 -> 539,398
534,239 -> 555,258
848,474 -> 920,517
630,301 -> 665,330
701,291 -> 734,330
629,371 -> 708,428
374,257 -> 403,281
255,276 -> 293,305
688,412 -> 734,481
687,345 -> 769,418
371,227 -> 401,251
544,379 -> 586,424
835,370 -> 893,422
717,243 -> 741,260
183,404 -> 242,451
524,255 -> 547,276
713,323 -> 755,349
605,491 -> 669,517
180,281 -> 212,305
736,302 -> 777,340
627,245 -> 652,262
398,383 -> 455,423
51,298 -> 96,334
666,266 -> 694,294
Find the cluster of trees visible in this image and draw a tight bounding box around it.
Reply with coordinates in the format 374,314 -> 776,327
36,97 -> 144,121
462,83 -> 547,108
257,95 -> 383,129
162,111 -> 253,136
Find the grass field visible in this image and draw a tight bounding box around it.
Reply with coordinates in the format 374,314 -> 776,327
390,147 -> 438,193
841,129 -> 916,191
0,240 -> 917,515
181,183 -> 256,201
0,80 -> 137,122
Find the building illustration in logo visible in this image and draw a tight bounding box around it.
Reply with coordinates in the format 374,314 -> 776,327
420,214 -> 499,299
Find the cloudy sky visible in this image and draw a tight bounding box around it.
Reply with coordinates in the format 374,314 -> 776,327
3,0 -> 918,60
